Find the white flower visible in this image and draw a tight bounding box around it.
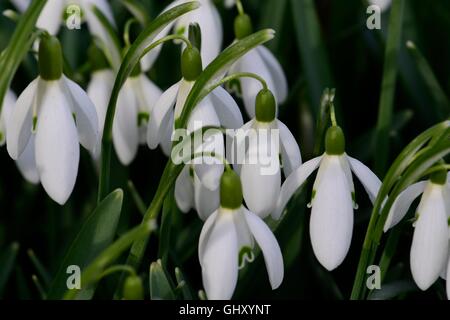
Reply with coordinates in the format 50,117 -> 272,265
12,0 -> 120,65
110,73 -> 162,165
275,127 -> 381,270
233,90 -> 301,218
6,76 -> 98,205
1,89 -> 39,183
175,166 -> 220,220
230,45 -> 288,118
148,78 -> 243,217
368,0 -> 392,12
141,0 -> 223,71
384,173 -> 450,291
199,170 -> 284,300
86,69 -> 114,160
224,0 -> 236,9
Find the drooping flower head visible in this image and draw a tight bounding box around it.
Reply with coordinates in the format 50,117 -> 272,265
233,89 -> 301,218
229,12 -> 287,118
275,125 -> 381,270
199,169 -> 284,299
7,35 -> 98,204
384,168 -> 450,291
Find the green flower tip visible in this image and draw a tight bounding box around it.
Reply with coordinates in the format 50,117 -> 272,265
325,126 -> 345,155
255,89 -> 276,122
123,275 -> 144,300
430,168 -> 447,185
188,22 -> 202,51
39,35 -> 63,81
88,44 -> 109,72
181,47 -> 202,81
220,170 -> 243,209
234,14 -> 253,40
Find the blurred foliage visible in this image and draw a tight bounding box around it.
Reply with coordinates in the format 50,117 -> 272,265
0,0 -> 449,300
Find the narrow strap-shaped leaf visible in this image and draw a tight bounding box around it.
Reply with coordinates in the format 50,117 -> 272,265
0,242 -> 20,297
47,189 -> 123,299
120,0 -> 150,26
373,0 -> 405,176
0,0 -> 46,113
149,260 -> 176,300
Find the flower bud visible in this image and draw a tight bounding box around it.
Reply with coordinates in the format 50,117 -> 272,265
39,35 -> 63,81
325,126 -> 345,155
220,170 -> 243,209
234,14 -> 253,40
181,47 -> 203,81
255,89 -> 276,122
123,275 -> 144,300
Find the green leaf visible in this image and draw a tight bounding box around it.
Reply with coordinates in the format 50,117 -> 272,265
406,41 -> 450,119
260,0 -> 287,51
290,0 -> 334,117
149,260 -> 176,300
64,219 -> 155,300
0,0 -> 46,114
158,188 -> 177,264
120,0 -> 150,26
177,29 -> 275,128
47,189 -> 123,299
98,1 -> 200,201
175,267 -> 193,300
368,280 -> 417,300
0,242 -> 20,297
27,249 -> 51,288
373,0 -> 405,176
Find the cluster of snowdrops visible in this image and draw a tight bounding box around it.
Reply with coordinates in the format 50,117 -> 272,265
0,0 -> 449,300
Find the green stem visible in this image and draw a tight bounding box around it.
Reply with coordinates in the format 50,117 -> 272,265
214,72 -> 268,91
123,18 -> 139,47
100,265 -> 136,279
373,0 -> 405,176
236,0 -> 245,15
127,180 -> 147,216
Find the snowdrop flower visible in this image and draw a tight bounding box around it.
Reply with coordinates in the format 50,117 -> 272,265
141,0 -> 222,71
12,0 -> 120,65
111,63 -> 162,165
6,36 -> 98,205
368,0 -> 392,12
229,14 -> 287,118
148,47 -> 243,218
1,89 -> 40,183
233,89 -> 301,218
384,169 -> 450,291
275,126 -> 381,270
199,169 -> 284,299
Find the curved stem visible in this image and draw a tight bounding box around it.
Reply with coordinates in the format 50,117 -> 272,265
140,34 -> 192,59
236,0 -> 245,15
123,18 -> 139,47
215,72 -> 268,92
100,265 -> 136,279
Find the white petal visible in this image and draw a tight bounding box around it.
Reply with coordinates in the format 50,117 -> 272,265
130,75 -> 162,144
233,208 -> 254,253
174,79 -> 194,120
348,155 -> 381,203
189,97 -> 224,190
447,257 -> 450,299
175,166 -> 195,213
16,135 -> 39,184
224,0 -> 235,8
368,0 -> 392,12
160,111 -> 174,156
201,210 -> 239,300
11,0 -> 30,12
274,155 -> 323,220
257,46 -> 288,103
147,82 -> 179,150
234,48 -> 274,118
198,209 -> 218,264
384,181 -> 427,231
277,120 -> 302,177
36,0 -> 64,34
6,78 -> 38,159
209,86 -> 243,129
87,70 -> 115,158
0,90 -> 17,146
113,81 -> 139,165
310,155 -> 354,270
83,1 -> 121,66
241,126 -> 281,218
229,119 -> 254,174
35,82 -> 79,205
63,77 -> 99,153
194,174 -> 220,221
410,183 -> 449,290
244,209 -> 284,289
